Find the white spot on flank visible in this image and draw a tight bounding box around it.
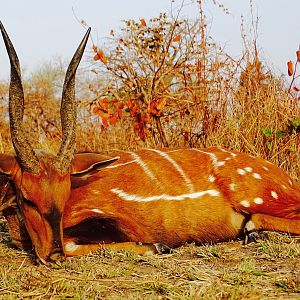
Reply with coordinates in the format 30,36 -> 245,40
254,197 -> 263,205
240,200 -> 250,208
92,190 -> 100,195
253,173 -> 262,179
65,242 -> 79,253
148,149 -> 194,192
224,157 -> 231,161
289,179 -> 293,186
110,188 -> 220,202
217,147 -> 236,157
91,209 -> 104,214
244,167 -> 253,172
217,147 -> 237,159
216,161 -> 225,167
271,191 -> 278,199
281,184 -> 287,190
129,152 -> 158,183
263,166 -> 269,171
237,168 -> 246,175
229,183 -> 236,191
208,175 -> 216,182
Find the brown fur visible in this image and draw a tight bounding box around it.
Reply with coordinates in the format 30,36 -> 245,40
62,148 -> 300,256
1,147 -> 300,261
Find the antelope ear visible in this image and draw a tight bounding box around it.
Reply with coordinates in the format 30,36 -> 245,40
0,154 -> 18,176
70,153 -> 119,177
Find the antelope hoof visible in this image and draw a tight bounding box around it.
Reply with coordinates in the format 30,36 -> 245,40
49,252 -> 66,262
153,243 -> 173,254
243,220 -> 259,244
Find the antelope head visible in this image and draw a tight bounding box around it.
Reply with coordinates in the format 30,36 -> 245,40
0,22 -> 90,263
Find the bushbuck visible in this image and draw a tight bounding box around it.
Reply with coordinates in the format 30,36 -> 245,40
0,22 -> 299,264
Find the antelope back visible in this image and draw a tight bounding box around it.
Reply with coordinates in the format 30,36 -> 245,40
0,22 -> 90,263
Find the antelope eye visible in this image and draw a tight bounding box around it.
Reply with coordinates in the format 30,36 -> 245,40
23,199 -> 38,210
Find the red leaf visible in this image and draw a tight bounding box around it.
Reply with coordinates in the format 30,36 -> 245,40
92,107 -> 99,114
293,86 -> 300,92
287,61 -> 293,76
131,105 -> 138,117
94,49 -> 107,64
297,50 -> 300,63
109,115 -> 118,125
112,99 -> 118,107
102,118 -> 108,128
172,34 -> 181,42
118,109 -> 123,119
140,19 -> 146,26
98,98 -> 108,110
126,100 -> 132,108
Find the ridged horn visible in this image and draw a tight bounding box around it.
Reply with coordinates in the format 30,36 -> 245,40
0,21 -> 40,174
53,28 -> 91,173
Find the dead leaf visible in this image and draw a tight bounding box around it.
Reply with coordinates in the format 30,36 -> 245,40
102,118 -> 108,128
156,98 -> 166,111
287,60 -> 293,76
109,115 -> 118,125
172,34 -> 181,42
118,109 -> 123,119
140,19 -> 146,26
94,49 -> 108,64
293,86 -> 300,92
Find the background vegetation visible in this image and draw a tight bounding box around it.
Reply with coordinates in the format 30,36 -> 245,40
0,0 -> 299,298
0,1 -> 299,177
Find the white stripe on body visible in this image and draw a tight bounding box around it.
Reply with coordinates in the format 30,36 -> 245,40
165,149 -> 184,153
216,147 -> 227,153
125,152 -> 162,190
216,147 -> 236,157
147,149 -> 194,193
110,188 -> 220,202
191,149 -> 219,170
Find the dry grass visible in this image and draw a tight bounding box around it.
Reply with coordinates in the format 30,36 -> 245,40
0,217 -> 299,299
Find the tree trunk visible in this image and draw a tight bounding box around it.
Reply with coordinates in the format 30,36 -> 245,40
154,116 -> 169,147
